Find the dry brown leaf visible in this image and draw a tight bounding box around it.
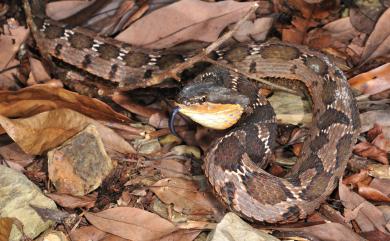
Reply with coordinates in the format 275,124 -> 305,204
0,217 -> 13,241
372,133 -> 390,152
0,85 -> 130,122
46,0 -> 95,20
339,181 -> 388,233
84,207 -> 177,241
360,229 -> 390,241
157,230 -> 201,241
112,91 -> 160,118
0,108 -> 134,155
353,142 -> 389,165
359,110 -> 390,134
343,170 -> 370,187
232,17 -> 273,42
46,193 -> 96,209
360,8 -> 390,63
282,27 -> 305,44
150,177 -> 219,216
358,185 -> 390,202
274,223 -> 366,241
349,63 -> 390,95
366,123 -> 383,142
28,57 -> 51,83
116,0 -> 256,48
0,143 -> 34,168
349,1 -> 384,34
367,164 -> 390,179
0,24 -> 29,90
369,178 -> 390,196
0,25 -> 29,69
323,17 -> 361,42
158,159 -> 191,178
70,226 -> 129,241
70,225 -> 107,241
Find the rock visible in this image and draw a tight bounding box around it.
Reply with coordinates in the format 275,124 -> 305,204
47,124 -> 113,196
0,166 -> 57,241
208,212 -> 280,241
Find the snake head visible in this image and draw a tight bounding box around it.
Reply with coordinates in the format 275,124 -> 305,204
170,70 -> 249,134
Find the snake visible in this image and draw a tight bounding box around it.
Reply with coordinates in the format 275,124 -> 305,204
23,0 -> 360,223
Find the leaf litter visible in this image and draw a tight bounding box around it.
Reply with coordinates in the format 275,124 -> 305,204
0,0 -> 390,241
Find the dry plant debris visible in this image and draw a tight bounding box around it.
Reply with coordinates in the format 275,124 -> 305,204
0,0 -> 390,241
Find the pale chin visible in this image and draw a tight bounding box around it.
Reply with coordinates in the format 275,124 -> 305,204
177,103 -> 244,130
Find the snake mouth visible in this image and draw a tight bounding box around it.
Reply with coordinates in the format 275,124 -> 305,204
170,102 -> 244,134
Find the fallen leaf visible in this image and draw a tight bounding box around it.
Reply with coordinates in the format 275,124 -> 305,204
158,159 -> 191,178
29,57 -> 51,83
0,108 -> 135,155
359,110 -> 390,134
372,133 -> 390,152
349,0 -> 384,34
69,225 -> 107,241
232,17 -> 273,42
349,63 -> 390,95
46,0 -> 95,20
306,16 -> 360,50
157,229 -> 201,241
360,8 -> 390,63
360,229 -> 390,241
0,25 -> 29,69
0,218 -> 13,241
84,207 -> 177,241
150,178 -> 219,216
343,170 -> 370,187
273,223 -> 366,241
116,0 -> 256,48
367,164 -> 390,179
366,123 -> 383,142
358,185 -> 390,202
369,178 -> 390,196
339,181 -> 388,233
0,143 -> 34,168
353,142 -> 388,165
112,91 -> 161,118
46,193 -> 96,209
0,85 -> 130,122
323,17 -> 361,43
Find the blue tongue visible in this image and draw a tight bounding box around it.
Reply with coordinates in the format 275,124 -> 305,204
169,106 -> 181,137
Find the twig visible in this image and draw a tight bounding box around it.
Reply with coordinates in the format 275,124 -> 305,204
0,64 -> 21,74
119,2 -> 259,91
205,58 -> 298,94
119,2 -> 297,95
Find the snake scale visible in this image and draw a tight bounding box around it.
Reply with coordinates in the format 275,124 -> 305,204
23,0 -> 360,223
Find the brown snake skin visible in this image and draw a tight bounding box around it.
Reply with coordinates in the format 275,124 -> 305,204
24,0 -> 360,223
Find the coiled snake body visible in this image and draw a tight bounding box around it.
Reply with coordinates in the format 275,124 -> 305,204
174,43 -> 360,223
24,0 -> 360,223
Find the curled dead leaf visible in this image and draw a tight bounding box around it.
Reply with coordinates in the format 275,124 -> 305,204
150,177 -> 219,217
353,142 -> 389,165
84,207 -> 177,241
0,108 -> 134,155
349,63 -> 390,95
116,0 -> 257,48
358,185 -> 390,202
360,8 -> 390,63
0,85 -> 130,122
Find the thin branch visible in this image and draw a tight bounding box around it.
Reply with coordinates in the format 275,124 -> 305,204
119,2 -> 259,90
205,58 -> 298,94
